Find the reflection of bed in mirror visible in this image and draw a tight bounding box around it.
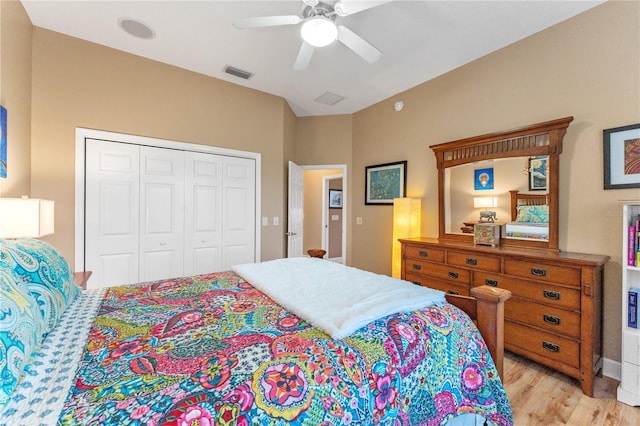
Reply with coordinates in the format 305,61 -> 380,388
509,189 -> 547,220
504,190 -> 549,241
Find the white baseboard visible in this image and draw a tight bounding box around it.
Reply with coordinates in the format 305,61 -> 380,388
602,357 -> 621,381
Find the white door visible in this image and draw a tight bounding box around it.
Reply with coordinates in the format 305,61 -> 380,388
287,161 -> 304,257
139,146 -> 185,282
221,156 -> 256,269
184,152 -> 223,275
85,139 -> 140,288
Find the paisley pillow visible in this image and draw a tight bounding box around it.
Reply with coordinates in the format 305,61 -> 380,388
0,239 -> 79,336
0,268 -> 46,405
515,205 -> 549,223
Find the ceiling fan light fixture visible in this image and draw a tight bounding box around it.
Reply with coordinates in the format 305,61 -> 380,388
300,17 -> 338,47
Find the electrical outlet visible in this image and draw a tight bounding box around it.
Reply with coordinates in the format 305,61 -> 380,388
273,216 -> 279,226
262,217 -> 268,226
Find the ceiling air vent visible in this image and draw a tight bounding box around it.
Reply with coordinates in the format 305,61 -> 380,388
224,65 -> 253,80
315,91 -> 345,106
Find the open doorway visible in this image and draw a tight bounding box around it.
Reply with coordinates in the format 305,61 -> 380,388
287,163 -> 347,264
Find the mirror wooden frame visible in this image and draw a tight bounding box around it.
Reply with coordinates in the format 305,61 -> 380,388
430,117 -> 573,252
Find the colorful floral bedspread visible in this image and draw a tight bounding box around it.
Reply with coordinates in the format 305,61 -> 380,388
58,272 -> 513,425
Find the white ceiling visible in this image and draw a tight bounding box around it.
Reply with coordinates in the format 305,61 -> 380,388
21,0 -> 604,117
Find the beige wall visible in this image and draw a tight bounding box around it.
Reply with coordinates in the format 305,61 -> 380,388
29,28 -> 290,265
0,0 -> 31,197
348,1 -> 640,362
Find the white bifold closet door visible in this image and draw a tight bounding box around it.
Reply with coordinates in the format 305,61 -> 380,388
139,146 -> 185,282
84,139 -> 255,288
85,140 -> 141,287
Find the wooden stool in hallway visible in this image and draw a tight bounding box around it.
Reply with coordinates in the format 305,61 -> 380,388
307,249 -> 326,259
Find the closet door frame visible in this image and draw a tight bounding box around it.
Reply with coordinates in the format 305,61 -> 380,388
74,127 -> 261,274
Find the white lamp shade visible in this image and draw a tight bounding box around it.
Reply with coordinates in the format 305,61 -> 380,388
473,196 -> 498,208
0,198 -> 55,238
392,198 -> 421,278
300,17 -> 338,47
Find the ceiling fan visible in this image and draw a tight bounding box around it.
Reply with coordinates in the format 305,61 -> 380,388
233,0 -> 392,70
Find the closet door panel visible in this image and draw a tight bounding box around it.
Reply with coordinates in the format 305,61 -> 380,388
85,139 -> 140,288
222,157 -> 256,269
140,146 -> 185,282
184,152 -> 223,275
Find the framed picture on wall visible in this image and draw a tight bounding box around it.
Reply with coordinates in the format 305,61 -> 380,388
365,161 -> 407,205
528,156 -> 548,191
329,189 -> 342,209
603,123 -> 640,189
474,167 -> 494,190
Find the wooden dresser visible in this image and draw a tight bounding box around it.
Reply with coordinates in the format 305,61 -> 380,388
400,237 -> 609,397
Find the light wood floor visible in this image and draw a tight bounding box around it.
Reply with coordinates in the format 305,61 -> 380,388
503,352 -> 640,425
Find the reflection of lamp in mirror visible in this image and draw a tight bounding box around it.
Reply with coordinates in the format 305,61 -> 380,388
474,196 -> 497,223
392,198 -> 421,278
0,197 -> 55,238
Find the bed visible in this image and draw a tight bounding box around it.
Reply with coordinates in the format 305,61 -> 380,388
0,238 -> 513,425
503,190 -> 549,241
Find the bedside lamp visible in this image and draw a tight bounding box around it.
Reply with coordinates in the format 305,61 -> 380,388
474,196 -> 498,223
0,197 -> 55,238
392,198 -> 421,278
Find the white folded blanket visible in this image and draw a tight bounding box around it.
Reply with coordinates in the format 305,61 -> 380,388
232,257 -> 445,339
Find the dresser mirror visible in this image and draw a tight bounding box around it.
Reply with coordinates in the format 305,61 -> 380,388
430,117 -> 574,252
445,156 -> 548,238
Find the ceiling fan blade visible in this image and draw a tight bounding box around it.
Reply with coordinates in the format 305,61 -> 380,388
334,0 -> 393,17
233,15 -> 301,29
337,25 -> 382,63
294,41 -> 315,71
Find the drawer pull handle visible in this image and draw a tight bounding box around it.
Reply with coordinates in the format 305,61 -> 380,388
448,271 -> 459,279
543,314 -> 561,325
419,251 -> 428,257
412,263 -> 422,271
485,279 -> 498,287
542,341 -> 560,353
543,290 -> 560,300
531,268 -> 547,277
466,258 -> 478,266
447,290 -> 459,295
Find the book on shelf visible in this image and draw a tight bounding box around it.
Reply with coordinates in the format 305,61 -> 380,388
629,225 -> 636,266
629,287 -> 639,329
627,215 -> 640,266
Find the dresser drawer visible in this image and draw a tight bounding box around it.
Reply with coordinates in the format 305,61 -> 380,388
447,251 -> 501,272
405,272 -> 470,296
406,261 -> 470,284
473,272 -> 580,311
505,321 -> 579,369
404,245 -> 445,263
505,298 -> 580,338
503,259 -> 581,286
